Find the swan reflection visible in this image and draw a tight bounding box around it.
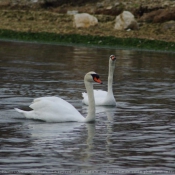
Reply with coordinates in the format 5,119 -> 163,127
28,122 -> 84,139
82,105 -> 117,121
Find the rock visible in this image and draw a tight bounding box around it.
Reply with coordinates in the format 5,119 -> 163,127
114,11 -> 138,30
73,13 -> 98,28
95,6 -> 123,16
139,8 -> 175,23
153,8 -> 175,22
139,9 -> 163,22
67,10 -> 78,15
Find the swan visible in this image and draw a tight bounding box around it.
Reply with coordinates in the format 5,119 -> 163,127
14,71 -> 102,123
82,55 -> 116,106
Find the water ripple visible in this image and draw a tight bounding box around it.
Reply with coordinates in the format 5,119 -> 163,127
0,41 -> 175,173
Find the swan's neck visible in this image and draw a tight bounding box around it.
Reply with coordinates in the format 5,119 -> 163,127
84,81 -> 95,122
107,62 -> 115,96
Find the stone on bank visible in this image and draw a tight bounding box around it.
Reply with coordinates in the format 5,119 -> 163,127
73,13 -> 98,28
114,11 -> 138,30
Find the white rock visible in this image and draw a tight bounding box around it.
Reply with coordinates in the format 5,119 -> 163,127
73,13 -> 98,28
114,11 -> 138,30
67,10 -> 78,15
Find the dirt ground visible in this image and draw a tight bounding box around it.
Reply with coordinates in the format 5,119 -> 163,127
0,0 -> 175,42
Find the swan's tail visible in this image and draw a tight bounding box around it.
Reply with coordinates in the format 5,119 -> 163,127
14,108 -> 25,113
15,108 -> 34,119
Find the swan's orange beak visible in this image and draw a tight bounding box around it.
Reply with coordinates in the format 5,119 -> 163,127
94,77 -> 102,84
111,55 -> 116,61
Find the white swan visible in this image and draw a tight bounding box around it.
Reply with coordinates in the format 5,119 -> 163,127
14,71 -> 102,123
82,55 -> 116,106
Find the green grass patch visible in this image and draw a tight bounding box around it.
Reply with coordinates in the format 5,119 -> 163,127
0,29 -> 175,52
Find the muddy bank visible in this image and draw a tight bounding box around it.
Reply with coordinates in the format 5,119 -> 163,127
0,0 -> 175,47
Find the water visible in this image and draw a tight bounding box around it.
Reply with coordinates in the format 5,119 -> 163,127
0,40 -> 175,174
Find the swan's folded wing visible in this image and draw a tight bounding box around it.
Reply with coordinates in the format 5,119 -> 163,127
30,96 -> 75,112
26,96 -> 83,122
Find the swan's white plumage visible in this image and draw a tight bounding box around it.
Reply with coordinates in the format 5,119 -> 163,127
82,89 -> 116,106
15,96 -> 83,122
15,71 -> 102,123
82,90 -> 107,105
82,55 -> 116,106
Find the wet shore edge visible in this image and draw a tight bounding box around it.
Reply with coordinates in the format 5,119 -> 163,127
0,29 -> 175,52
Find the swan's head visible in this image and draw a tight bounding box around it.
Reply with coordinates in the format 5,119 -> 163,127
110,55 -> 116,61
109,55 -> 116,65
85,71 -> 102,84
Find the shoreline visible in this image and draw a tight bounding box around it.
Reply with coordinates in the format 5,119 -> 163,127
0,1 -> 175,53
0,29 -> 175,52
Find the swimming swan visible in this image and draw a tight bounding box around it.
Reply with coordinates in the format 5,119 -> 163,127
82,55 -> 116,106
15,71 -> 102,122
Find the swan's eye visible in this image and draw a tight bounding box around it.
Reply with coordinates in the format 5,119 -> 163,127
110,55 -> 116,61
91,74 -> 99,79
91,74 -> 102,84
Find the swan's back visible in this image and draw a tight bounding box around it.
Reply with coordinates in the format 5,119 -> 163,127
30,97 -> 71,111
82,90 -> 107,105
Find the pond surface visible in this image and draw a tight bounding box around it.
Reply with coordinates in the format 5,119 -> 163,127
0,40 -> 175,174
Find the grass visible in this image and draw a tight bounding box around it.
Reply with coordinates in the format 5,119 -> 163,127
0,29 -> 175,52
